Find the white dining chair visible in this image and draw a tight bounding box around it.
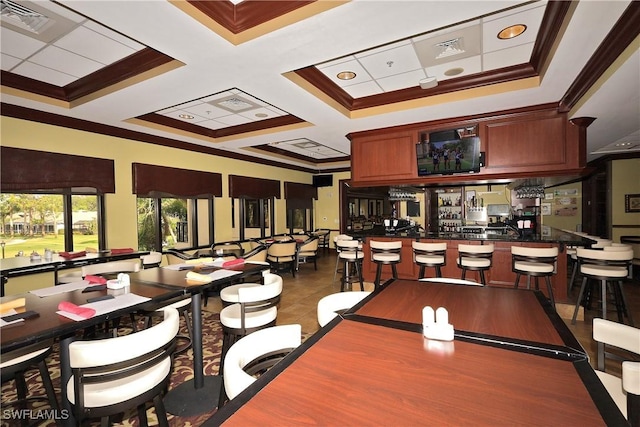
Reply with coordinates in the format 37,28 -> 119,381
317,291 -> 371,327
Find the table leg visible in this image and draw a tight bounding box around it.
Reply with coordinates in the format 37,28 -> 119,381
163,291 -> 221,417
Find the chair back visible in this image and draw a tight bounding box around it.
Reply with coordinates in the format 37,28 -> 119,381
577,247 -> 633,264
141,251 -> 163,268
242,245 -> 268,263
67,307 -> 179,415
370,240 -> 402,263
267,240 -> 297,260
317,291 -> 371,326
81,260 -> 140,277
298,236 -> 319,255
334,234 -> 352,250
223,324 -> 301,400
593,318 -> 640,370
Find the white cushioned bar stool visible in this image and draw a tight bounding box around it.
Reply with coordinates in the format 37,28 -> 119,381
336,239 -> 364,292
592,318 -> 640,423
1,341 -> 60,424
333,234 -> 353,284
370,240 -> 402,289
571,247 -> 634,325
512,246 -> 558,308
412,241 -> 447,279
317,291 -> 371,327
457,244 -> 494,286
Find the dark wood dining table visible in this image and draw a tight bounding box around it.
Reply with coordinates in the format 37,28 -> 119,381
1,280 -> 184,426
206,279 -> 626,426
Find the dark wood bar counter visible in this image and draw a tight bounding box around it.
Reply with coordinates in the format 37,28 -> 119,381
351,228 -> 595,303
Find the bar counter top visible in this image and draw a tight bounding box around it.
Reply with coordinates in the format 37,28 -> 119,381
349,226 -> 595,247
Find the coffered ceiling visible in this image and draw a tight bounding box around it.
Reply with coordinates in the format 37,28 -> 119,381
1,0 -> 639,174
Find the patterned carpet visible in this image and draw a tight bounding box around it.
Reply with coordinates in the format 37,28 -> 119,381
1,311 -> 224,427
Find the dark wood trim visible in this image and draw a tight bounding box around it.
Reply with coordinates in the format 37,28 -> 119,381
559,1 -> 640,112
529,1 -> 573,72
0,103 -> 318,173
1,48 -> 175,103
187,0 -> 314,34
135,112 -> 305,138
229,175 -> 281,199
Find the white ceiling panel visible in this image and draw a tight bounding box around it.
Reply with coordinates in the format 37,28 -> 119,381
29,45 -> 103,77
483,44 -> 533,71
0,28 -> 45,59
377,69 -> 427,92
54,26 -> 138,65
11,60 -> 76,85
1,53 -> 22,70
341,80 -> 384,98
357,43 -> 422,79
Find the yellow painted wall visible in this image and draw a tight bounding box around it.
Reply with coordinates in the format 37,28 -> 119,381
1,116 -> 343,248
611,158 -> 640,242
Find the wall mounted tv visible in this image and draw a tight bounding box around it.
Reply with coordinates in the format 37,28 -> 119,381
416,136 -> 481,176
312,174 -> 333,188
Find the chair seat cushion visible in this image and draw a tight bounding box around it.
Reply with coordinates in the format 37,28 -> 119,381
595,371 -> 626,418
67,358 -> 171,408
581,264 -> 629,278
220,283 -> 262,303
513,261 -> 555,274
372,254 -> 400,263
415,255 -> 445,265
457,257 -> 491,268
220,305 -> 277,330
339,252 -> 364,260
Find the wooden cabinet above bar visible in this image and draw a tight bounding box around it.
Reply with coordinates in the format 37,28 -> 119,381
347,104 -> 593,187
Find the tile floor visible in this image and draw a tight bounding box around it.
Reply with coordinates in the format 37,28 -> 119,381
203,250 -> 640,374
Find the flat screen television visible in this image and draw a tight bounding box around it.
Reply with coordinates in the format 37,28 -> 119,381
416,136 -> 481,176
312,174 -> 333,187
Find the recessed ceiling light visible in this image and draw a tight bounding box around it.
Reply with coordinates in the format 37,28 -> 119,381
255,113 -> 268,118
178,114 -> 194,119
337,71 -> 356,80
444,67 -> 464,77
615,142 -> 633,147
498,24 -> 527,40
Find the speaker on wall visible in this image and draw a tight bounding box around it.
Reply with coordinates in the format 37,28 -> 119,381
312,174 -> 333,188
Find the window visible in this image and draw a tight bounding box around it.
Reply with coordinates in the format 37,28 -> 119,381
137,197 -> 197,251
0,192 -> 102,257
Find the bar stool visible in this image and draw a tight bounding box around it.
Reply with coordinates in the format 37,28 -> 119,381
370,240 -> 402,288
457,244 -> 494,286
337,239 -> 364,292
412,241 -> 446,279
569,236 -> 609,291
512,246 -> 558,307
333,234 -> 353,284
571,247 -> 634,326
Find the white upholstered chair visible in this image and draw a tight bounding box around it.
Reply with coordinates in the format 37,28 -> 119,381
370,240 -> 402,288
220,271 -> 282,306
592,318 -> 640,423
218,275 -> 284,406
1,341 -> 60,420
67,307 -> 179,426
223,324 -> 301,401
511,246 -> 558,307
81,260 -> 141,277
317,291 -> 371,327
141,251 -> 163,268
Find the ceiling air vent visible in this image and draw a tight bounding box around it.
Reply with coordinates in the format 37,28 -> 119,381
0,0 -> 51,34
